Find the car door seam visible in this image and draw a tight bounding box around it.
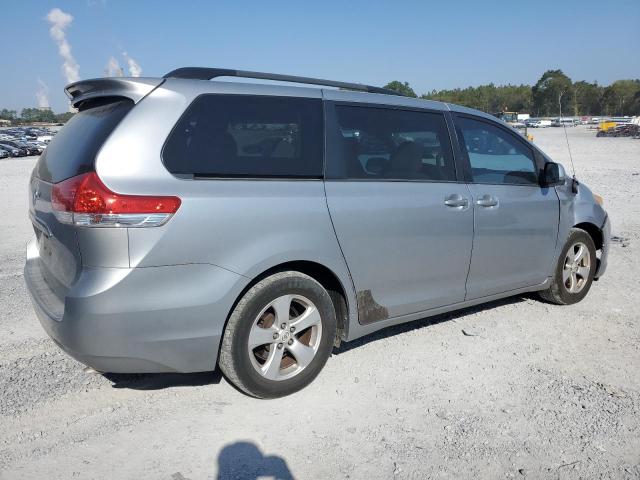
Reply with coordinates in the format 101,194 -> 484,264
321,180 -> 359,319
463,183 -> 476,302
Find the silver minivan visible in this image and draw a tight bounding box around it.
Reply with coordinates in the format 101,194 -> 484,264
25,68 -> 610,398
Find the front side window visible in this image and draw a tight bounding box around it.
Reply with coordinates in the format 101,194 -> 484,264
455,116 -> 538,185
163,95 -> 323,177
329,105 -> 456,181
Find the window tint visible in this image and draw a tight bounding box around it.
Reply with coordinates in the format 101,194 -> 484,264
455,117 -> 538,185
329,105 -> 456,181
36,99 -> 133,183
163,95 -> 323,178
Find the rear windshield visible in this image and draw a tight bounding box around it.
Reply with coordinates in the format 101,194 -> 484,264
162,94 -> 323,178
36,99 -> 133,183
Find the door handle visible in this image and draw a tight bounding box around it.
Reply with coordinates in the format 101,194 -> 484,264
444,194 -> 469,208
476,194 -> 499,207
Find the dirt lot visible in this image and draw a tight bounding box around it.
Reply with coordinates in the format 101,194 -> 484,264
1,127 -> 639,479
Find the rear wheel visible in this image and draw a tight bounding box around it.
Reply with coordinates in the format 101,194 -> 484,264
219,271 -> 336,398
539,228 -> 597,305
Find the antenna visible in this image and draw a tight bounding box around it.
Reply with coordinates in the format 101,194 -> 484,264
559,91 -> 579,193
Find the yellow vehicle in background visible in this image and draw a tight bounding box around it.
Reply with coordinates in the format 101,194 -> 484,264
596,120 -> 639,137
598,121 -> 617,133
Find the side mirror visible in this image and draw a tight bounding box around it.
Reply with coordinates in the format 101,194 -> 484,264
541,162 -> 566,187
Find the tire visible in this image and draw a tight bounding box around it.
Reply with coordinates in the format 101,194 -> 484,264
219,271 -> 337,398
539,228 -> 597,305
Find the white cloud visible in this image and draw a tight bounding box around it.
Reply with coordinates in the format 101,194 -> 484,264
36,79 -> 50,108
106,56 -> 124,77
46,8 -> 80,83
122,51 -> 142,77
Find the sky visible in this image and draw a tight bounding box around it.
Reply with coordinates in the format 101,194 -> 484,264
1,0 -> 639,113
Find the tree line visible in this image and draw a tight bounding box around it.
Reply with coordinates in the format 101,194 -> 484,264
0,108 -> 74,125
385,70 -> 640,117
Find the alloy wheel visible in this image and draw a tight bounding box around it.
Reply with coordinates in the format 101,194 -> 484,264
562,241 -> 591,294
248,294 -> 323,381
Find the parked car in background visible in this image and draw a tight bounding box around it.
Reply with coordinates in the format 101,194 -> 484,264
16,141 -> 41,155
0,143 -> 23,157
0,141 -> 27,156
0,147 -> 10,159
526,119 -> 550,128
551,118 -> 576,127
25,68 -> 610,398
4,139 -> 40,155
26,142 -> 46,154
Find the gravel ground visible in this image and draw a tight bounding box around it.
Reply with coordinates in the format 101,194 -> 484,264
0,127 -> 639,479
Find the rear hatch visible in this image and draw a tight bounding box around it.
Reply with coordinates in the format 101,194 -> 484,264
29,98 -> 135,296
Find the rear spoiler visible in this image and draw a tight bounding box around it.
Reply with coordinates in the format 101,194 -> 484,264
64,77 -> 165,109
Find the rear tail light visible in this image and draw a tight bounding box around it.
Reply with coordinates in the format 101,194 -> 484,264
51,172 -> 181,227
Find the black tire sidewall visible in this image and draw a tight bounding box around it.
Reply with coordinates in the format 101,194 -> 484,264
229,274 -> 336,398
554,230 -> 597,305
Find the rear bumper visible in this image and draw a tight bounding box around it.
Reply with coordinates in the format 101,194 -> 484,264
24,236 -> 246,373
595,215 -> 611,279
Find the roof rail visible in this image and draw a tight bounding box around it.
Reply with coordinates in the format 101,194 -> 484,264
162,67 -> 404,97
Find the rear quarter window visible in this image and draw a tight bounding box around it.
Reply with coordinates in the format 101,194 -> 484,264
162,95 -> 323,178
36,99 -> 133,183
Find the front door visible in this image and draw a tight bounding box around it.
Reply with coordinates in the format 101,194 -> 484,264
453,114 -> 559,299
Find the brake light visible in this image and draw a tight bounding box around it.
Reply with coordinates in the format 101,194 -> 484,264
51,172 -> 181,227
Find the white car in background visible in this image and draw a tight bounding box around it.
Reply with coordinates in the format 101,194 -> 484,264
526,119 -> 551,128
551,118 -> 576,127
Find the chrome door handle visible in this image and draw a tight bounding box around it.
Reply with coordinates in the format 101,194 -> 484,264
476,195 -> 499,207
444,194 -> 469,208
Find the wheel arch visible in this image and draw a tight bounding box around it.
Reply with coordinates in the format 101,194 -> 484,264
223,260 -> 353,347
574,221 -> 604,250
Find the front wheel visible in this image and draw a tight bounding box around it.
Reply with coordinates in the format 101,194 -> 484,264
539,228 -> 597,305
219,271 -> 337,398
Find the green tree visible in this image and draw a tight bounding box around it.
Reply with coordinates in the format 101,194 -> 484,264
20,107 -> 56,123
421,83 -> 532,114
532,69 -> 573,116
20,108 -> 38,122
55,112 -> 75,123
384,81 -> 417,97
398,73 -> 639,117
601,80 -> 640,115
630,89 -> 640,116
0,109 -> 18,120
572,81 -> 603,116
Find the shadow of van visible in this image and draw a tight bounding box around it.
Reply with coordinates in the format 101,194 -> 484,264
216,441 -> 294,480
